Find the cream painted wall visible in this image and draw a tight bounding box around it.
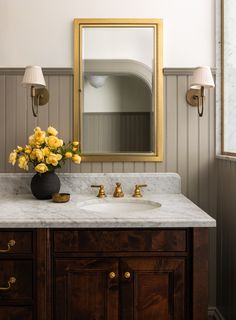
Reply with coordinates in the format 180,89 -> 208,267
0,0 -> 215,67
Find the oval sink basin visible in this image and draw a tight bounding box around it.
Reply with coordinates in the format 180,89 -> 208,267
79,198 -> 161,214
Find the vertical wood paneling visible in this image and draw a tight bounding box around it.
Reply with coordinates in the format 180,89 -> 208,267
112,162 -> 124,172
59,76 -> 72,172
38,76 -> 49,129
199,90 -> 210,212
166,76 -> 178,172
48,76 -> 59,127
5,76 -> 17,173
177,76 -> 188,195
217,159 -> 236,319
187,75 -> 199,204
0,75 -> 6,172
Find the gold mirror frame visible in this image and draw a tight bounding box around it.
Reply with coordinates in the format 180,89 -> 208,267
73,18 -> 163,162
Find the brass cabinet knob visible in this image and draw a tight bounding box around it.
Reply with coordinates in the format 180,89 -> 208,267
108,271 -> 116,279
0,276 -> 16,291
124,271 -> 131,279
0,240 -> 16,253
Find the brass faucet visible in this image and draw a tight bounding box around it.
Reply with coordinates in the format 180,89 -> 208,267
91,185 -> 107,198
132,184 -> 147,198
113,182 -> 124,198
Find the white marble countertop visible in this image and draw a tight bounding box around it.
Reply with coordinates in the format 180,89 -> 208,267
0,193 -> 216,228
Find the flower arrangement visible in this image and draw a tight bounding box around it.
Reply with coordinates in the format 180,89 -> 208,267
9,126 -> 81,173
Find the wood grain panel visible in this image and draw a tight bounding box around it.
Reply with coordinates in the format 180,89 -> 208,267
55,258 -> 119,320
0,306 -> 33,320
120,257 -> 186,320
53,229 -> 187,253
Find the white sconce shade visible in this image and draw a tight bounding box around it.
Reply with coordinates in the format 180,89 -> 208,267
87,75 -> 108,88
190,66 -> 215,89
21,65 -> 49,117
22,66 -> 46,87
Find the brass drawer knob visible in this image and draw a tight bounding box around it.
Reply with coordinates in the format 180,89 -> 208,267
0,277 -> 16,291
108,271 -> 116,279
124,271 -> 131,279
0,240 -> 16,253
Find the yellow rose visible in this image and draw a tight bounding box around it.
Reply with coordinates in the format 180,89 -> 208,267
42,147 -> 50,157
46,153 -> 60,166
72,154 -> 81,164
35,163 -> 48,173
9,152 -> 17,165
30,149 -> 37,161
28,134 -> 35,146
46,136 -> 63,149
18,155 -> 29,171
56,154 -> 62,161
17,146 -> 23,152
35,149 -> 44,162
65,152 -> 72,159
72,141 -> 79,146
25,145 -> 32,154
34,129 -> 46,145
47,126 -> 58,136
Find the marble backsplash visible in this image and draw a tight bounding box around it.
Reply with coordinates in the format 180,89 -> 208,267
0,173 -> 181,196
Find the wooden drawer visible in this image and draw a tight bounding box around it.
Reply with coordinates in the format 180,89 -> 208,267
54,229 -> 187,253
0,306 -> 33,320
0,231 -> 33,255
0,260 -> 33,302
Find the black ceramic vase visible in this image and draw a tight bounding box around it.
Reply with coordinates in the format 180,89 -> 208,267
31,171 -> 60,200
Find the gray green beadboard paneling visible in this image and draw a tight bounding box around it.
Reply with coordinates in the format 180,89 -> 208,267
0,68 -> 217,306
217,159 -> 236,320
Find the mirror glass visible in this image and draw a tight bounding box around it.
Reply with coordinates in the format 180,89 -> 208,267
83,27 -> 154,154
74,20 -> 163,161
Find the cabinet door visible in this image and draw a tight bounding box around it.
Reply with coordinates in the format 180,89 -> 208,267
55,258 -> 119,320
120,257 -> 186,320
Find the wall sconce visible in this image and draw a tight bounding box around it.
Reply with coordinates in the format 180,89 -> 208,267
186,66 -> 215,117
22,66 -> 49,117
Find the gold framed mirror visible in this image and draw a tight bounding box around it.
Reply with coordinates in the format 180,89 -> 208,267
74,19 -> 163,162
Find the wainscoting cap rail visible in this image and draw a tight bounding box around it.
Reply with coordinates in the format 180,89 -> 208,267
163,67 -> 216,76
0,68 -> 73,76
0,67 -> 216,76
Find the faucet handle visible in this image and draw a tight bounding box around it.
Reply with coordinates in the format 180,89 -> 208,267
91,185 -> 107,198
132,184 -> 147,198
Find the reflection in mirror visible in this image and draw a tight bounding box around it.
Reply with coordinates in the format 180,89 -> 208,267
73,19 -> 163,161
82,27 -> 154,154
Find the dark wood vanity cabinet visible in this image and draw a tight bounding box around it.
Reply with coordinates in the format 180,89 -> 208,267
0,228 -> 208,320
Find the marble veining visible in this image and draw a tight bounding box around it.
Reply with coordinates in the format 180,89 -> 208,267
0,173 -> 216,228
0,173 -> 181,195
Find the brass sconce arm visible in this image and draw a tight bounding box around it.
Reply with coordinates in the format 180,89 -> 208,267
186,86 -> 205,117
30,86 -> 49,117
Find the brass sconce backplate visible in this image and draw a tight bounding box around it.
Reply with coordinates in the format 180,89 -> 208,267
34,88 -> 49,106
186,89 -> 201,107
